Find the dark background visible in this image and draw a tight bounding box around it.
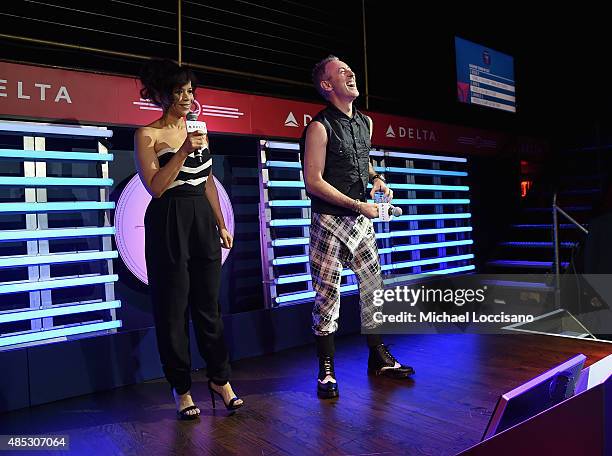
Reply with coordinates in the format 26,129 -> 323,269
1,2 -> 610,145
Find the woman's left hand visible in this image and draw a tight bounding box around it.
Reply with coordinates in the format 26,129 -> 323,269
220,228 -> 233,249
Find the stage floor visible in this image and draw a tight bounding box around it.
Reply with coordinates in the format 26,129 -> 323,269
0,333 -> 609,455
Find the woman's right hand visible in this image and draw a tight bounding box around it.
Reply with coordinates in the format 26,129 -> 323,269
178,131 -> 206,157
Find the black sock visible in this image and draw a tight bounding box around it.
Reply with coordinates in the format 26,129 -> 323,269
366,334 -> 383,348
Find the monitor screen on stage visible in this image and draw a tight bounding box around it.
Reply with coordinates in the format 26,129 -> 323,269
482,353 -> 586,440
455,36 -> 516,113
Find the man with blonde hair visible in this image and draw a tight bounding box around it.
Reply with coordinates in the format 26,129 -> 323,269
302,55 -> 415,399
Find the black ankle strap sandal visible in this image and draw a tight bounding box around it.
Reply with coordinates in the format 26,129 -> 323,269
177,405 -> 200,421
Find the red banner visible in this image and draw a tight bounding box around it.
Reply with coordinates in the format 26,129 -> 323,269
0,61 -> 525,154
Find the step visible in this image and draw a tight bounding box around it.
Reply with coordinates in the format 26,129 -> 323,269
491,247 -> 574,262
501,230 -> 585,245
511,224 -> 587,230
486,260 -> 569,269
516,210 -> 591,227
557,188 -> 601,195
558,173 -> 607,181
481,279 -> 554,292
524,206 -> 592,213
499,241 -> 576,249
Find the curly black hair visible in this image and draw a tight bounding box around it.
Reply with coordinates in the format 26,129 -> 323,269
139,59 -> 198,110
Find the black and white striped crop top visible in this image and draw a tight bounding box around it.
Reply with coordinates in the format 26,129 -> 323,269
157,146 -> 212,196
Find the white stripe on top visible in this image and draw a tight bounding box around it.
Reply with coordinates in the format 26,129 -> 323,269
180,158 -> 212,174
167,176 -> 208,189
155,147 -> 212,189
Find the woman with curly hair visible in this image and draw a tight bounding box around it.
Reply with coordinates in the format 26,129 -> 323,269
134,59 -> 243,420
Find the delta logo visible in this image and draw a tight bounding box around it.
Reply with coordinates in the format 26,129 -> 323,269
0,79 -> 72,103
284,111 -> 313,128
385,125 -> 437,142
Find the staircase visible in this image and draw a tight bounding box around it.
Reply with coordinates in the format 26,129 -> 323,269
479,138 -> 612,339
479,169 -> 603,339
485,183 -> 599,276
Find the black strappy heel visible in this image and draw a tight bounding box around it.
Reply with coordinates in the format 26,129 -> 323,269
176,405 -> 200,421
208,380 -> 244,411
173,388 -> 200,420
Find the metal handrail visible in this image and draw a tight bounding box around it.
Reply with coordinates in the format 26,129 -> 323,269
552,192 -> 589,308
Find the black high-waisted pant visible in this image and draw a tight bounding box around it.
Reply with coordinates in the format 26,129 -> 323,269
144,194 -> 230,395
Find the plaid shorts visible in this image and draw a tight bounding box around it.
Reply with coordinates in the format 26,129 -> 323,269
309,212 -> 383,336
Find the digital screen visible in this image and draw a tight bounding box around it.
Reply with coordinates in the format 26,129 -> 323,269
455,36 -> 516,113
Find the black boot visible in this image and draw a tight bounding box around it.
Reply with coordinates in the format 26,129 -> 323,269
368,344 -> 415,378
317,355 -> 339,399
315,335 -> 338,399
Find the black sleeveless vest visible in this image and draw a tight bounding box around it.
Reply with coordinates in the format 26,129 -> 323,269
300,104 -> 371,216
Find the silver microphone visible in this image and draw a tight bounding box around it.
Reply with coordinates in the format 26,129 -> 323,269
378,203 -> 402,221
185,112 -> 207,164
